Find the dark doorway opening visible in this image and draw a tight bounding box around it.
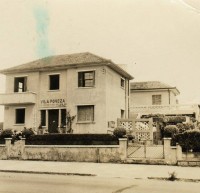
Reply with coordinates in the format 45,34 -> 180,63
48,109 -> 59,133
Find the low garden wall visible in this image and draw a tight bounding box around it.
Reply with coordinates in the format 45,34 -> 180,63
1,137 -> 127,163
0,144 -> 7,159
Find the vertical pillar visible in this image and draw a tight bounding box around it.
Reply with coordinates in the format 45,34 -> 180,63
119,138 -> 127,160
5,138 -> 12,159
46,110 -> 48,131
176,143 -> 182,161
20,138 -> 26,160
58,109 -> 61,126
163,138 -> 172,164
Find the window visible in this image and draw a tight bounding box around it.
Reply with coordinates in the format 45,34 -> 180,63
15,108 -> 25,124
78,71 -> 95,87
49,74 -> 59,90
152,95 -> 162,105
121,109 -> 125,118
41,110 -> 46,126
77,105 -> 94,122
14,77 -> 27,92
61,109 -> 66,126
121,78 -> 125,88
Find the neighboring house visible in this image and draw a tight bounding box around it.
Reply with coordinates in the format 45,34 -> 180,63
0,52 -> 133,133
0,122 -> 3,132
129,81 -> 200,120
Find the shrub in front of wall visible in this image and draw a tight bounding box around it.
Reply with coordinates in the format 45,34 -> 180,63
113,127 -> 126,138
22,128 -> 35,139
176,129 -> 200,152
0,129 -> 13,139
163,125 -> 178,138
25,134 -> 119,145
176,123 -> 195,133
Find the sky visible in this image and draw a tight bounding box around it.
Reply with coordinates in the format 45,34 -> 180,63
0,0 -> 200,121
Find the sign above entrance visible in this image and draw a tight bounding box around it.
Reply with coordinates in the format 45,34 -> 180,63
40,98 -> 66,108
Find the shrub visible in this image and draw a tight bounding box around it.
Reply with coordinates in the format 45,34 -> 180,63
25,134 -> 119,145
0,129 -> 13,138
176,123 -> 195,133
113,127 -> 126,138
22,128 -> 35,139
176,129 -> 200,152
163,125 -> 178,138
168,171 -> 177,181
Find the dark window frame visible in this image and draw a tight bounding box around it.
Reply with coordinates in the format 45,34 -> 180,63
14,77 -> 27,93
121,78 -> 125,88
78,71 -> 95,87
77,105 -> 94,122
152,95 -> 162,105
15,108 -> 25,124
49,74 -> 60,90
41,110 -> 46,126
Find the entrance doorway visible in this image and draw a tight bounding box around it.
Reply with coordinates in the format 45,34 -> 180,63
48,109 -> 59,133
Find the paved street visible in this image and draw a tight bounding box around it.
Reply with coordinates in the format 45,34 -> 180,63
0,160 -> 200,180
0,172 -> 199,193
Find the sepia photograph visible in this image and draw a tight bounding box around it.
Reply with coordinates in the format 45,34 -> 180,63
0,0 -> 199,192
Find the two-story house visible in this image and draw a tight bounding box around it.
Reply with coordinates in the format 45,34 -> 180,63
129,81 -> 200,120
0,52 -> 133,133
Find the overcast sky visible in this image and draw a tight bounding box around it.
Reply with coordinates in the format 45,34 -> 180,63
0,0 -> 200,121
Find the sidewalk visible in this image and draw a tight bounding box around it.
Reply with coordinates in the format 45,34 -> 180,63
0,160 -> 200,180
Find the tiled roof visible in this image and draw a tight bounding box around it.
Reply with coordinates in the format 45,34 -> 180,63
130,81 -> 180,95
0,52 -> 133,79
130,81 -> 173,90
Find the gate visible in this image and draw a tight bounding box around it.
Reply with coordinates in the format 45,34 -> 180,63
127,144 -> 164,159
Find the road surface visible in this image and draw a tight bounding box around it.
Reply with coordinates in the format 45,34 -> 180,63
0,172 -> 199,193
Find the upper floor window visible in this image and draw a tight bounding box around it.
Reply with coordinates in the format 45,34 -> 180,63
78,71 -> 95,87
15,108 -> 25,124
14,77 -> 27,92
121,78 -> 125,88
49,74 -> 59,90
152,95 -> 162,105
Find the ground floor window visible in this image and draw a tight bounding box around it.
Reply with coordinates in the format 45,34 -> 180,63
41,110 -> 46,126
15,108 -> 25,124
77,105 -> 94,122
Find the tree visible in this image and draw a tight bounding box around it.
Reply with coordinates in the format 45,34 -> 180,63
66,110 -> 76,133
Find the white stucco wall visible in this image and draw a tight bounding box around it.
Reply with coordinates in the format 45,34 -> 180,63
66,66 -> 107,133
130,90 -> 177,106
2,65 -> 130,133
105,67 -> 128,128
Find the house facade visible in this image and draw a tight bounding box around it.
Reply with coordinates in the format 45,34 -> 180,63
0,52 -> 133,133
129,81 -> 200,120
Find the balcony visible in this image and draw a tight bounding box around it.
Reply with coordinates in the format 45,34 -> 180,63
0,92 -> 37,105
129,104 -> 200,116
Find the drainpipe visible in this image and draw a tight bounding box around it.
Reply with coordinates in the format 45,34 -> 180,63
168,89 -> 171,105
126,79 -> 130,118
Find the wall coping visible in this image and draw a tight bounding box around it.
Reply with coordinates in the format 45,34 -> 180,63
119,138 -> 128,141
25,145 -> 120,148
163,138 -> 172,140
0,145 -> 5,147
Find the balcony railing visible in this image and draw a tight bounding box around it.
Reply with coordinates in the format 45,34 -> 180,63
0,92 -> 37,105
129,104 -> 200,115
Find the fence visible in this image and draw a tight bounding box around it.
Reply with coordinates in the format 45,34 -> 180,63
127,144 -> 164,159
117,118 -> 153,141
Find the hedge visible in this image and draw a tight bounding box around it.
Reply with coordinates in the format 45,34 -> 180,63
0,138 -> 5,144
175,129 -> 200,152
25,134 -> 119,145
